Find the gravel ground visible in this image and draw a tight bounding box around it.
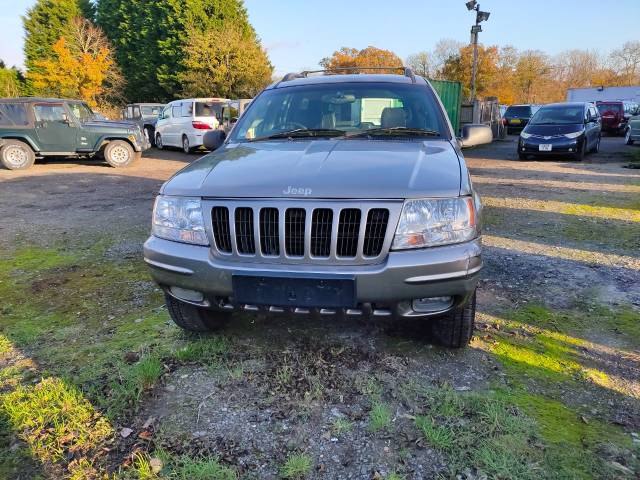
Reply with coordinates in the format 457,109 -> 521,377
1,135 -> 639,479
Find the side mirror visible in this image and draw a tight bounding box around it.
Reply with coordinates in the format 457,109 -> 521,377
459,124 -> 493,148
203,129 -> 226,151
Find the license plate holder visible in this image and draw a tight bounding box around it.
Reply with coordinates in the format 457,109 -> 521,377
539,144 -> 553,152
232,274 -> 356,308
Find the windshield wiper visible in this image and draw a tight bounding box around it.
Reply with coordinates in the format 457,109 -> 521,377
249,128 -> 346,142
345,127 -> 440,139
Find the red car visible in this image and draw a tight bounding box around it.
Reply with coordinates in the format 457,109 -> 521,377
596,101 -> 639,135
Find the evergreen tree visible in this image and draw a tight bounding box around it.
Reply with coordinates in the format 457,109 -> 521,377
97,0 -> 270,102
23,0 -> 88,74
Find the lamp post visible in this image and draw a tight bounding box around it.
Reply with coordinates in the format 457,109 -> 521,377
466,1 -> 490,101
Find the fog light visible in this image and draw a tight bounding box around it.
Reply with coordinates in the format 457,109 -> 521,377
569,148 -> 573,152
170,286 -> 204,303
412,296 -> 453,313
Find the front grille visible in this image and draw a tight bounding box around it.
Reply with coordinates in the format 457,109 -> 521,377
211,207 -> 232,253
363,209 -> 389,257
210,202 -> 395,264
285,208 -> 306,257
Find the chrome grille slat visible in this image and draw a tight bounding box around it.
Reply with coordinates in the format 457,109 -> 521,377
205,200 -> 400,266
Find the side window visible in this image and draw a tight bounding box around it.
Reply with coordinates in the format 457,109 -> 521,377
33,104 -> 67,123
133,106 -> 141,119
126,106 -> 134,119
161,106 -> 172,120
181,102 -> 193,117
172,105 -> 182,118
0,103 -> 29,126
590,107 -> 598,120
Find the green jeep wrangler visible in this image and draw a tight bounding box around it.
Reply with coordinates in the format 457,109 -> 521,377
0,98 -> 149,170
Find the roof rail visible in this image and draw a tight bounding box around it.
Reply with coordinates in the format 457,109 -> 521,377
277,66 -> 417,86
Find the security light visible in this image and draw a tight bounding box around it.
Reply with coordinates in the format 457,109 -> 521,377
466,0 -> 477,11
477,10 -> 491,22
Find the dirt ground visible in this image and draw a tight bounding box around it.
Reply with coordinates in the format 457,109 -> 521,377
0,135 -> 639,479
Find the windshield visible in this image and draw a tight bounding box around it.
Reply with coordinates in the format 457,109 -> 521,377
141,106 -> 163,116
597,103 -> 622,114
504,106 -> 531,117
530,106 -> 584,125
195,102 -> 222,118
230,82 -> 448,142
68,102 -> 95,122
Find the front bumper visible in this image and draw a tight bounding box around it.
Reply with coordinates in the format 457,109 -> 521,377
143,236 -> 482,318
519,137 -> 580,155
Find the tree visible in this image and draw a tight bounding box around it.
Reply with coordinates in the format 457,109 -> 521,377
441,44 -> 499,99
610,41 -> 640,86
431,39 -> 464,79
97,0 -> 261,101
514,50 -> 552,104
0,66 -> 23,98
28,18 -> 120,107
23,0 -> 90,75
406,51 -> 431,77
178,23 -> 272,98
320,46 -> 403,74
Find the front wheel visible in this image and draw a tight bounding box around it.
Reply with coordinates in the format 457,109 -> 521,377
591,135 -> 601,153
165,294 -> 231,332
573,140 -> 586,161
144,126 -> 155,147
430,291 -> 476,348
104,140 -> 136,167
0,140 -> 36,170
155,133 -> 164,150
625,129 -> 635,146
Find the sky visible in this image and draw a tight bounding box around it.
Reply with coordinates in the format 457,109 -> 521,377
2,0 -> 639,75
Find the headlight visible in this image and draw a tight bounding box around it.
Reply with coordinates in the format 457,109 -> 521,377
392,197 -> 477,250
563,131 -> 582,139
520,132 -> 532,139
152,196 -> 208,245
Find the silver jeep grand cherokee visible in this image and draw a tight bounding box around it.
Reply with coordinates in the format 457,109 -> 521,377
144,69 -> 490,348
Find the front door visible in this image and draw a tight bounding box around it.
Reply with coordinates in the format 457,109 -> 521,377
33,103 -> 78,153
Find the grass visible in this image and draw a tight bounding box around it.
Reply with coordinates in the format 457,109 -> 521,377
368,401 -> 392,432
173,336 -> 229,364
331,417 -> 353,436
280,453 -> 313,479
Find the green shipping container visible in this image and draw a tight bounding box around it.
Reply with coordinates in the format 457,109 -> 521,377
428,79 -> 462,134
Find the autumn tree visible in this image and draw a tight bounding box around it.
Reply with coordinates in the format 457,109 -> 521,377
406,51 -> 431,77
441,44 -> 499,99
320,46 -> 403,74
178,23 -> 272,98
28,18 -> 121,107
610,41 -> 640,86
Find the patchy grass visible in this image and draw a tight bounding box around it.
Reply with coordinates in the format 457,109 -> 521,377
331,417 -> 353,436
173,336 -> 229,364
280,453 -> 313,479
368,402 -> 392,432
170,455 -> 238,480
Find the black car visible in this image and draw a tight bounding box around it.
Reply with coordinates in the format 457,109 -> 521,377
503,104 -> 539,134
517,102 -> 601,161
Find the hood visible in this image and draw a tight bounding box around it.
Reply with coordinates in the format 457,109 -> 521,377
162,139 -> 463,199
83,119 -> 139,131
524,124 -> 583,136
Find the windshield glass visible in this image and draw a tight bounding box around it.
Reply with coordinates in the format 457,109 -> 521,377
230,82 -> 448,142
504,106 -> 531,117
68,103 -> 95,122
530,106 -> 584,125
195,102 -> 222,118
141,105 -> 163,116
597,103 -> 622,114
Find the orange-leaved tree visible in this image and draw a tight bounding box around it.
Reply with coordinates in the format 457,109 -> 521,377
320,46 -> 404,74
29,18 -> 120,107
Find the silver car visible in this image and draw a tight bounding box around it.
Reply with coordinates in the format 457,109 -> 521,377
144,69 -> 490,348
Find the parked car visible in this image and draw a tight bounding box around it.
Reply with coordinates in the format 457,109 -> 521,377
502,104 -> 540,134
596,101 -> 638,135
219,99 -> 253,134
122,103 -> 165,146
518,102 -> 601,161
144,69 -> 492,348
625,108 -> 640,145
155,98 -> 228,153
0,97 -> 149,170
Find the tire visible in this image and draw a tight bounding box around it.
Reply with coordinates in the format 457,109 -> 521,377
156,133 -> 164,150
591,135 -> 601,153
0,140 -> 36,170
104,140 -> 136,168
144,126 -> 155,147
625,128 -> 635,146
165,293 -> 231,332
430,291 -> 476,349
518,152 -> 528,161
182,135 -> 191,154
573,140 -> 586,161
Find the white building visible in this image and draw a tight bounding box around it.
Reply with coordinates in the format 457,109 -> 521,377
566,86 -> 640,103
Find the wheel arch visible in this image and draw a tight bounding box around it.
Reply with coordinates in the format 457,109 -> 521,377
0,135 -> 40,153
97,136 -> 136,152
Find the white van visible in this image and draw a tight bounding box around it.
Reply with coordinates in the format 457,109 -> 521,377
155,98 -> 228,153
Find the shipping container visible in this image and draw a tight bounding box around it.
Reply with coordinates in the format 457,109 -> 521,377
429,79 -> 462,133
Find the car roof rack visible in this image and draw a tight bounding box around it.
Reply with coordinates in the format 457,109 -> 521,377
277,66 -> 417,86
